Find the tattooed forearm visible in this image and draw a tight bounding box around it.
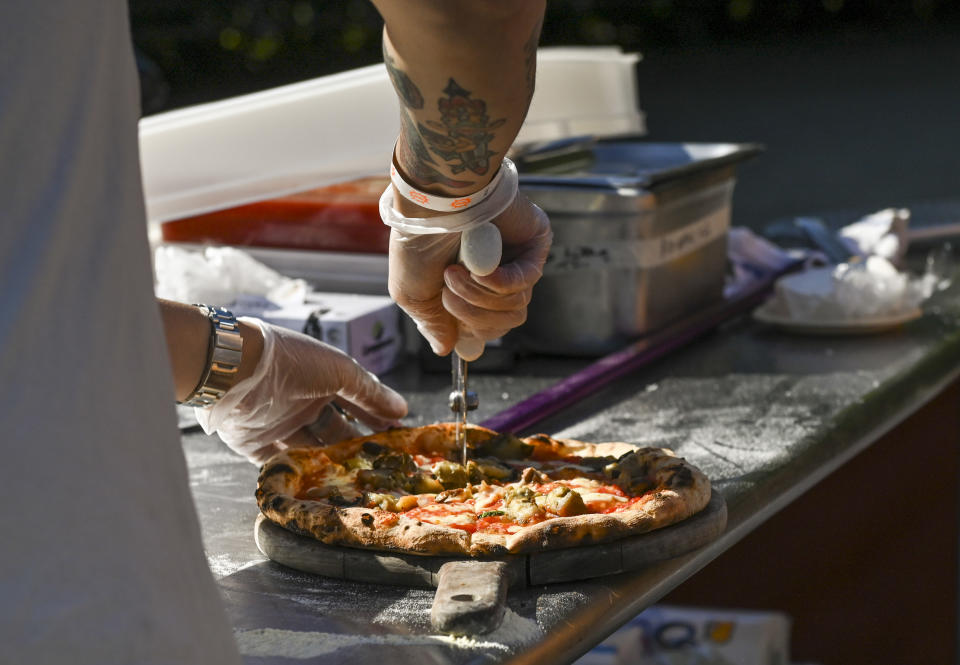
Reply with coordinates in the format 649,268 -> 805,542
397,111 -> 475,189
383,50 -> 424,110
385,52 -> 509,185
422,78 -> 506,177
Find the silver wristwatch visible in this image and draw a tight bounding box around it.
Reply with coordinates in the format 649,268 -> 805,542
179,305 -> 243,408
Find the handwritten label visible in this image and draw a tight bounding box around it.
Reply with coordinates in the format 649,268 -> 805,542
543,208 -> 729,274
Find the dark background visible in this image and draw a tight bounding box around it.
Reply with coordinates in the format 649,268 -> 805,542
130,0 -> 960,229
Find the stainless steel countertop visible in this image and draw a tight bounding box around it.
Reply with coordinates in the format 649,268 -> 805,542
185,247 -> 960,664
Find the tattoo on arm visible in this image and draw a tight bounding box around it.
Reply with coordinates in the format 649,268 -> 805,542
383,50 -> 424,110
397,111 -> 475,189
385,50 -> 507,185
422,78 -> 505,177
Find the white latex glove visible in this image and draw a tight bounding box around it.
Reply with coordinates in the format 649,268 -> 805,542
388,192 -> 552,360
196,318 -> 407,464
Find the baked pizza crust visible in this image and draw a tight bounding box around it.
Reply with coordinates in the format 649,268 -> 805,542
256,423 -> 711,556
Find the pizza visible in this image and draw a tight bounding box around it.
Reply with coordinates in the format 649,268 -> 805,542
256,423 -> 711,556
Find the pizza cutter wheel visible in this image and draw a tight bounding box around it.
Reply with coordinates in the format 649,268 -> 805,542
253,492 -> 728,637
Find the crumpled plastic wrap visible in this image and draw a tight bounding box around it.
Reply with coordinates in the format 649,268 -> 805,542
153,245 -> 307,306
766,253 -> 951,323
774,256 -> 928,321
756,207 -> 954,323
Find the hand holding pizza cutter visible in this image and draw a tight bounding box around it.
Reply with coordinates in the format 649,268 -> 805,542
449,221 -> 502,464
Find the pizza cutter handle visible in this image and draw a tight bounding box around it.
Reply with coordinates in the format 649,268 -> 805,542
454,221 -> 502,360
430,560 -> 509,636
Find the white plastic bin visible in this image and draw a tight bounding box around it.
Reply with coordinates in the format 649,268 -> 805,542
140,47 -> 644,236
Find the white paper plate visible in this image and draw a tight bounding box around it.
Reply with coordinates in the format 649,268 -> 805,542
753,303 -> 923,335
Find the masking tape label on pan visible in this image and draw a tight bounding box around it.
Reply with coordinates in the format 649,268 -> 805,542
543,208 -> 729,274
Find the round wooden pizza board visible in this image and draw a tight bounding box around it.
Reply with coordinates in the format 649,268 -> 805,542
254,491 -> 727,637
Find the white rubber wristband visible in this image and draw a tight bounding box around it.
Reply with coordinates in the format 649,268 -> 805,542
390,157 -> 506,212
379,158 -> 518,235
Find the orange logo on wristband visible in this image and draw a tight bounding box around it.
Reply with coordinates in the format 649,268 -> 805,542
409,190 -> 429,205
451,198 -> 472,208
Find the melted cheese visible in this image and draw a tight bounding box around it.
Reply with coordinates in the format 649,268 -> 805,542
473,485 -> 505,511
302,468 -> 361,501
560,477 -> 607,491
426,512 -> 477,527
579,492 -> 628,509
407,503 -> 477,526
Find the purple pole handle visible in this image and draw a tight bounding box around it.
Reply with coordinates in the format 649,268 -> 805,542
481,266 -> 796,434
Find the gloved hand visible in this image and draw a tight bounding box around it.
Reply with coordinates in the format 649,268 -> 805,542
196,318 -> 407,464
388,192 -> 552,359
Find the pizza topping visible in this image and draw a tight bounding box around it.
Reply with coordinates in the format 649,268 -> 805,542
296,466 -> 363,503
304,486 -> 333,500
433,461 -> 469,489
373,450 -> 417,474
405,502 -> 477,530
579,491 -> 628,511
501,485 -> 545,524
472,482 -> 505,511
479,510 -> 505,518
468,458 -> 516,483
356,468 -> 404,491
412,453 -> 448,467
435,486 -> 473,503
407,473 -> 444,494
470,432 -> 533,460
303,485 -> 362,507
394,494 -> 420,511
365,492 -> 398,511
519,466 -> 550,485
538,485 -> 588,517
343,455 -> 373,471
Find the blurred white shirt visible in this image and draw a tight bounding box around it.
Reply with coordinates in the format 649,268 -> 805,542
0,2 -> 240,662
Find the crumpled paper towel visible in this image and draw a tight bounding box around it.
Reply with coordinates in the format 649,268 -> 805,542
153,245 -> 308,306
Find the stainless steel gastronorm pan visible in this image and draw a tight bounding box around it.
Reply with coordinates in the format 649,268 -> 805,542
518,140 -> 762,356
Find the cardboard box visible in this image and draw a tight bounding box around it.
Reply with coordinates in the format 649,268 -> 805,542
231,292 -> 403,375
576,605 -> 791,665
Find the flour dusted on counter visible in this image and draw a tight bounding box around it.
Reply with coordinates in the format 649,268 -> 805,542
234,627 -> 515,658
205,554 -> 265,579
467,608 -> 543,646
234,606 -> 542,659
373,600 -> 543,647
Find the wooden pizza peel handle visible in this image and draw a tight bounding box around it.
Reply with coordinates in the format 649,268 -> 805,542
430,560 -> 509,636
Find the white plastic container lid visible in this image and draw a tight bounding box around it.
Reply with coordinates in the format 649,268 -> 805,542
139,47 -> 644,227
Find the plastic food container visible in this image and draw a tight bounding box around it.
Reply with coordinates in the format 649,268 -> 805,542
160,176 -> 389,254
140,47 -> 643,233
517,139 -> 762,356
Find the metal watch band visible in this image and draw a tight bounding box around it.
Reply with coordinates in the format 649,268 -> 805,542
180,305 -> 243,408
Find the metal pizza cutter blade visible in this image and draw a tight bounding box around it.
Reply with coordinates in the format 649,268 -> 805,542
449,353 -> 479,464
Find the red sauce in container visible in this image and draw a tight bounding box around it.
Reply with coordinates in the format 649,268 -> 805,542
161,176 -> 390,254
